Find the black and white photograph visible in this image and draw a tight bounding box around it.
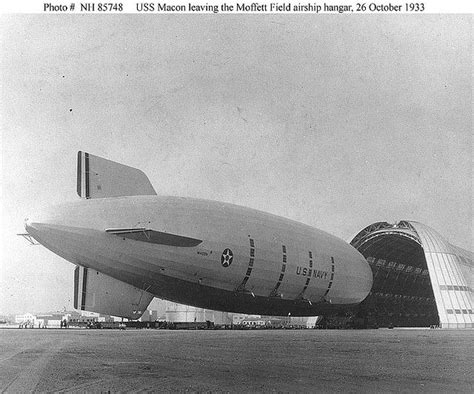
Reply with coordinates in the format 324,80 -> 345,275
1,2 -> 472,392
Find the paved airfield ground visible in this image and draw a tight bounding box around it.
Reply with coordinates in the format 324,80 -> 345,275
1,329 -> 472,392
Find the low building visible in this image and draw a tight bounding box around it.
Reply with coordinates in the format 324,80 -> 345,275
15,313 -> 36,327
242,316 -> 267,326
68,311 -> 99,326
36,312 -> 65,328
232,314 -> 247,325
165,302 -> 232,325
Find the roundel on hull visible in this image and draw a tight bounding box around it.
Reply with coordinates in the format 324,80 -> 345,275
221,248 -> 233,267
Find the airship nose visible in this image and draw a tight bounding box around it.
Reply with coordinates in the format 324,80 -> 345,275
24,204 -> 58,228
24,214 -> 41,230
24,215 -> 43,241
24,216 -> 33,231
22,207 -> 73,250
339,249 -> 373,304
23,205 -> 59,241
24,215 -> 38,234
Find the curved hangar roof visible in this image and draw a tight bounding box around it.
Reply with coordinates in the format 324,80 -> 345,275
351,221 -> 473,329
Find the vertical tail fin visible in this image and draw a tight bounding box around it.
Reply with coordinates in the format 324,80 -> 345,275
77,151 -> 156,199
73,266 -> 154,319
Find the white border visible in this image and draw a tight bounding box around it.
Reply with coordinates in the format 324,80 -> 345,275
1,0 -> 473,14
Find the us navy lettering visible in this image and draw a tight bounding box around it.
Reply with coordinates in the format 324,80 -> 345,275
296,266 -> 328,280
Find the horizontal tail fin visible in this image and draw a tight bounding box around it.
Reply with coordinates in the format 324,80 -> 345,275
77,151 -> 156,199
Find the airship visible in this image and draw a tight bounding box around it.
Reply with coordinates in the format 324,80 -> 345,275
23,152 -> 372,319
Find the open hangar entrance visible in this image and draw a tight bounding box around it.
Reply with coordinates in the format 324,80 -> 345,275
350,221 -> 473,329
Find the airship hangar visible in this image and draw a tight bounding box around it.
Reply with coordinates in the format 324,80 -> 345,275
350,220 -> 473,329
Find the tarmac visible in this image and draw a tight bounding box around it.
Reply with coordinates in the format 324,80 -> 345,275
1,328 -> 473,392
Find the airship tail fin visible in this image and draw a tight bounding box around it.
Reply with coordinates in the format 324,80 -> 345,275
77,151 -> 156,199
74,265 -> 154,319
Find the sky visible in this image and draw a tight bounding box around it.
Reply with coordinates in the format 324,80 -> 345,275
0,14 -> 472,315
